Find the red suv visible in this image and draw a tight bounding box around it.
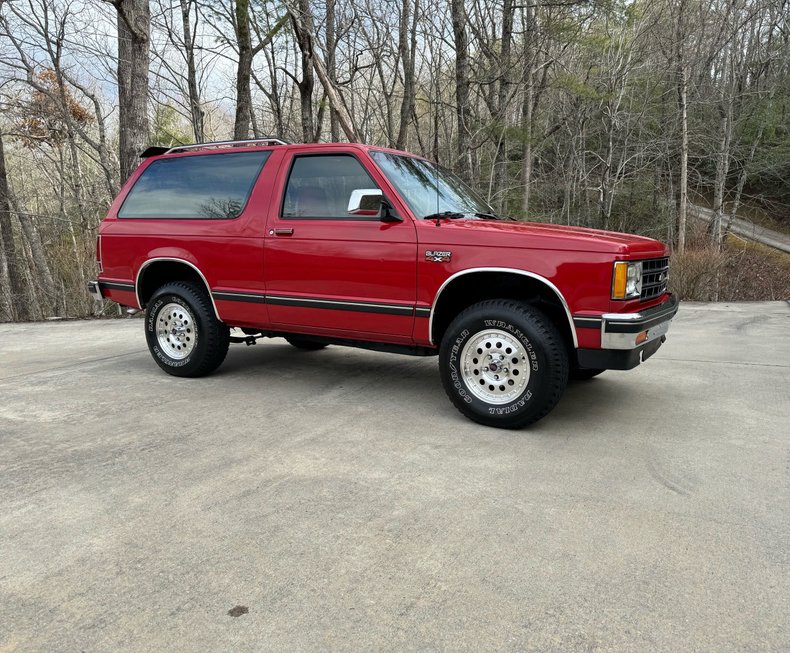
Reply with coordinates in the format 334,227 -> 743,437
89,138 -> 678,429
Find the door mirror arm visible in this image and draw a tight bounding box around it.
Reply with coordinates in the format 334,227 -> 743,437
380,199 -> 402,223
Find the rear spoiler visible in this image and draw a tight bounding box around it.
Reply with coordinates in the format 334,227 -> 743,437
139,146 -> 170,158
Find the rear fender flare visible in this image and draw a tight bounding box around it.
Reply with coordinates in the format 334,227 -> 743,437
135,257 -> 221,320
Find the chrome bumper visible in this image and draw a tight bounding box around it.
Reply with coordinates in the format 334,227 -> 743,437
600,295 -> 679,350
87,280 -> 103,301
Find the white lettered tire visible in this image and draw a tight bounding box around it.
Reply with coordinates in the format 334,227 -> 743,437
439,300 -> 569,428
145,282 -> 230,377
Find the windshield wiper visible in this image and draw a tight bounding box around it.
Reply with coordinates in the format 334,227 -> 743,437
423,211 -> 466,222
474,212 -> 517,221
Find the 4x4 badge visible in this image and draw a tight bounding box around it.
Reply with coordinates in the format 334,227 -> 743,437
426,250 -> 452,263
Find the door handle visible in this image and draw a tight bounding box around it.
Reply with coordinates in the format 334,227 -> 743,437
269,228 -> 294,236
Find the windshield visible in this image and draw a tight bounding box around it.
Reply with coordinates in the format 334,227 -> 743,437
370,151 -> 494,219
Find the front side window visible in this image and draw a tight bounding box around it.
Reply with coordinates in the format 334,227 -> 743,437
370,151 -> 492,219
119,150 -> 270,219
282,154 -> 379,219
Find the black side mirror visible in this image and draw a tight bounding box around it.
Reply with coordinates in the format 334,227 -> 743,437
380,199 -> 402,222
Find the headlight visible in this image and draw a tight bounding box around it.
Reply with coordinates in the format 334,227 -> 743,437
612,261 -> 643,299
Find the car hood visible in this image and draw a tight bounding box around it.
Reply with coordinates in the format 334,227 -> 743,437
442,219 -> 669,256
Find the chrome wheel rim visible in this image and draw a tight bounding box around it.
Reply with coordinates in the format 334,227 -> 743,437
460,328 -> 531,404
156,302 -> 196,360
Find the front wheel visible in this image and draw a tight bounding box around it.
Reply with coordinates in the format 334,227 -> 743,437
145,281 -> 230,377
439,300 -> 569,429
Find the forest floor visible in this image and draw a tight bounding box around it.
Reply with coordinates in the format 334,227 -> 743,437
1,304 -> 788,652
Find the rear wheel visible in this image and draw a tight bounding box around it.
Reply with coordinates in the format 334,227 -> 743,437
439,300 -> 569,429
285,336 -> 327,351
145,281 -> 230,377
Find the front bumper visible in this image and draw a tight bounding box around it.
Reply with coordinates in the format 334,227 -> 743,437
600,294 -> 679,350
577,294 -> 679,370
87,280 -> 103,301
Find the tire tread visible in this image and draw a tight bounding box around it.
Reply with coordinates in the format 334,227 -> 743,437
439,299 -> 569,429
147,281 -> 230,377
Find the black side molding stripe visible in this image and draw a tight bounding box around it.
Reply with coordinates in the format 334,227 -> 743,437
212,291 -> 267,304
573,316 -> 602,329
266,295 -> 413,316
99,281 -> 135,292
212,290 -> 419,317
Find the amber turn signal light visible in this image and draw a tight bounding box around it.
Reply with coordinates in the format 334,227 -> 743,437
612,262 -> 628,299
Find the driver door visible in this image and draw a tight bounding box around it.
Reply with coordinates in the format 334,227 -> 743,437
263,149 -> 418,341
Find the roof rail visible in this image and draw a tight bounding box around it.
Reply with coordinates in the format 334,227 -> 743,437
165,138 -> 289,154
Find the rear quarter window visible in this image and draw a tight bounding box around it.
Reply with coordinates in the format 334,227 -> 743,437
118,150 -> 271,219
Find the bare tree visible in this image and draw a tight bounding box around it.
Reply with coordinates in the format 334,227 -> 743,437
179,0 -> 204,141
286,0 -> 360,141
0,134 -> 29,320
450,0 -> 470,180
395,0 -> 418,149
110,0 -> 150,181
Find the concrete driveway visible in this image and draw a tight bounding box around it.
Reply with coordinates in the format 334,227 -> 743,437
1,302 -> 788,652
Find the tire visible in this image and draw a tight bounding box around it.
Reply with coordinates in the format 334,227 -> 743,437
439,300 -> 569,429
145,281 -> 230,377
285,336 -> 327,351
570,367 -> 605,381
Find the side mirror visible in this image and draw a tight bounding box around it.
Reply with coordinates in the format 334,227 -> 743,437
347,188 -> 383,215
380,199 -> 402,222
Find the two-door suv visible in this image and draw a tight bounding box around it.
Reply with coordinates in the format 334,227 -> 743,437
89,138 -> 678,428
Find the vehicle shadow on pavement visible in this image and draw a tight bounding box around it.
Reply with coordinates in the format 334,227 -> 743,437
216,339 -> 449,407
219,340 -> 641,431
119,339 -> 645,432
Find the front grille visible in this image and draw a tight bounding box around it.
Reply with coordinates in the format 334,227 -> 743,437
640,257 -> 669,301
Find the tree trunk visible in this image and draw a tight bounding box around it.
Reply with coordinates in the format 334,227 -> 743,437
728,126 -> 763,234
675,0 -> 688,254
711,107 -> 732,250
325,0 -> 340,141
180,0 -> 204,142
599,122 -> 614,230
395,0 -> 418,149
492,0 -> 513,210
287,2 -> 360,142
520,2 -> 535,216
310,48 -> 360,142
116,0 -> 150,182
291,0 -> 316,142
451,0 -> 471,180
0,135 -> 29,321
677,67 -> 688,254
234,0 -> 253,140
12,197 -> 59,317
0,225 -> 11,321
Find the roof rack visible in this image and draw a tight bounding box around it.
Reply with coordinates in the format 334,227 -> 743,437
166,138 -> 289,154
139,138 -> 290,159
